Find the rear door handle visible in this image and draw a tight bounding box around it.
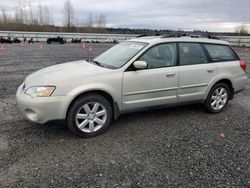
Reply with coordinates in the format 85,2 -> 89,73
207,69 -> 215,73
166,73 -> 175,78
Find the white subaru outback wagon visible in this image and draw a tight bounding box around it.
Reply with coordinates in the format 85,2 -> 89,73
16,36 -> 248,137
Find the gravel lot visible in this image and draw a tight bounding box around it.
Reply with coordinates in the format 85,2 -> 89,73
0,43 -> 250,187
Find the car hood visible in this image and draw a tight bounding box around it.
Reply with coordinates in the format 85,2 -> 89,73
25,60 -> 112,87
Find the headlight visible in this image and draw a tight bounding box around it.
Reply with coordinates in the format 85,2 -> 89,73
25,86 -> 56,97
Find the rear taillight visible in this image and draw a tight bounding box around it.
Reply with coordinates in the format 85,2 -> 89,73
240,60 -> 247,72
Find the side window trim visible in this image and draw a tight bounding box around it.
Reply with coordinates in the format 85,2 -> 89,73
176,43 -> 180,66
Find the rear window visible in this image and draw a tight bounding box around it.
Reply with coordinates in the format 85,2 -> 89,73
204,44 -> 237,62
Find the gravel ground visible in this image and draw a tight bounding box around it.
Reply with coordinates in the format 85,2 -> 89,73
0,43 -> 250,187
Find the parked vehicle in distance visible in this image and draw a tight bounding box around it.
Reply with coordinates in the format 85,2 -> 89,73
28,38 -> 34,44
91,38 -> 100,43
106,38 -> 118,44
0,36 -> 12,44
16,36 -> 248,137
47,36 -> 65,44
12,37 -> 21,43
71,38 -> 82,43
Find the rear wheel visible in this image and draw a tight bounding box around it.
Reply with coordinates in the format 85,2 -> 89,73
66,94 -> 113,137
204,83 -> 230,113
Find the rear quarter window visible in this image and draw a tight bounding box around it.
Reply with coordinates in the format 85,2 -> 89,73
204,44 -> 237,62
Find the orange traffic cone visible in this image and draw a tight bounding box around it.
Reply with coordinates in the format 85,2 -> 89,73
38,43 -> 43,49
0,44 -> 5,52
88,46 -> 93,53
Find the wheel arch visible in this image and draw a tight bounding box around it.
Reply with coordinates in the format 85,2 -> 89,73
66,89 -> 120,121
207,79 -> 234,100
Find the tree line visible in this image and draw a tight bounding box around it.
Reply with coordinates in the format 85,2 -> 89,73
0,0 -> 107,33
0,0 -> 248,35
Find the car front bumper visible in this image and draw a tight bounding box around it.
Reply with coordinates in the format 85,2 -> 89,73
16,84 -> 69,124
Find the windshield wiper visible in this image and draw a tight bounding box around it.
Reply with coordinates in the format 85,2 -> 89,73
91,60 -> 117,69
92,60 -> 104,67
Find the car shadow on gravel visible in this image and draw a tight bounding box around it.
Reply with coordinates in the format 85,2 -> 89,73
40,103 -> 205,138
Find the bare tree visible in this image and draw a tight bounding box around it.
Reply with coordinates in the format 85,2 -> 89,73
97,14 -> 106,28
15,7 -> 21,23
1,8 -> 7,24
28,1 -> 34,24
43,4 -> 51,25
18,0 -> 24,24
85,14 -> 107,28
236,24 -> 249,36
38,3 -> 44,25
85,14 -> 93,28
64,0 -> 74,28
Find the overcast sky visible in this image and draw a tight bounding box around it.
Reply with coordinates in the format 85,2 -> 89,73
1,0 -> 250,32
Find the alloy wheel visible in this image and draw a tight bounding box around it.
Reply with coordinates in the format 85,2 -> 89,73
210,87 -> 228,110
75,102 -> 107,133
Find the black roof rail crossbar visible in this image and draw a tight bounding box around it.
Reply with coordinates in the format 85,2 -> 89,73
136,33 -> 219,40
161,34 -> 219,40
192,35 -> 219,40
136,33 -> 162,38
207,35 -> 219,40
136,34 -> 149,38
161,33 -> 187,38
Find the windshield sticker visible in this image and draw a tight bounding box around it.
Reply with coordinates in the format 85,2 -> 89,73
129,44 -> 144,50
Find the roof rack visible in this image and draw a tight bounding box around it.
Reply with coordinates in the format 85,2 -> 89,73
161,33 -> 219,40
136,33 -> 219,40
161,34 -> 186,38
136,33 -> 162,38
136,34 -> 149,38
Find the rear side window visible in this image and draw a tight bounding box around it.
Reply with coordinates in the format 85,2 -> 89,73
204,44 -> 237,62
179,43 -> 208,65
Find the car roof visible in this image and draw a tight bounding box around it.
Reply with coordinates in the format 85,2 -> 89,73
128,36 -> 230,45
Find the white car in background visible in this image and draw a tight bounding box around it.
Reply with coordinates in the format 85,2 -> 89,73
16,36 -> 248,137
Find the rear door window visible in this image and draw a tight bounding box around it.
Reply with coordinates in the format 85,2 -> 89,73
204,44 -> 237,62
179,43 -> 208,65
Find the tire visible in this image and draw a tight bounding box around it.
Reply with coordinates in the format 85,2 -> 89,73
66,94 -> 113,137
204,83 -> 230,113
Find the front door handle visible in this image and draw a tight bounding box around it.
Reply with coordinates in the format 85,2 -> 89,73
207,69 -> 215,73
166,73 -> 175,78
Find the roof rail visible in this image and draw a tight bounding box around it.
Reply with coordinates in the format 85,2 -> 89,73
161,33 -> 219,40
136,34 -> 149,38
206,35 -> 219,40
161,33 -> 189,38
136,33 -> 162,38
191,35 -> 219,40
137,33 -> 219,40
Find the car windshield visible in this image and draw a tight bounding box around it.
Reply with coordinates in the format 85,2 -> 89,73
93,41 -> 148,69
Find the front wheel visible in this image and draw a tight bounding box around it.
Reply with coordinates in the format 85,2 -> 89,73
66,94 -> 113,137
204,83 -> 230,113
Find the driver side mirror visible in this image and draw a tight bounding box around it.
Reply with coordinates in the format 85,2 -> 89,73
133,61 -> 148,70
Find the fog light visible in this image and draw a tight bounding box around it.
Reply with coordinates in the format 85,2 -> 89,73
25,109 -> 39,122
